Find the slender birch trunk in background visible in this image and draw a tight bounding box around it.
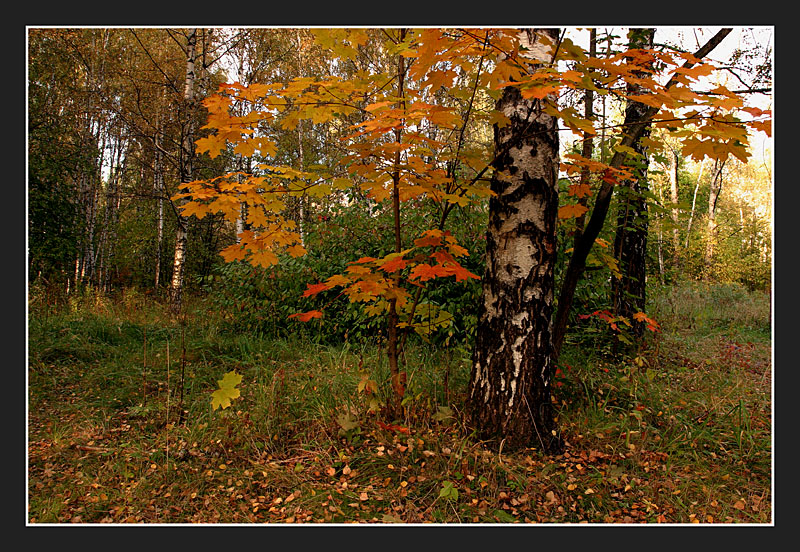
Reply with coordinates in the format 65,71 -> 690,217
169,28 -> 197,314
684,159 -> 705,249
704,159 -> 726,275
154,122 -> 165,290
669,148 -> 680,269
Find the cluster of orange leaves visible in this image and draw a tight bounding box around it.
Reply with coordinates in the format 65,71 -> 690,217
289,229 -> 477,322
578,309 -> 661,333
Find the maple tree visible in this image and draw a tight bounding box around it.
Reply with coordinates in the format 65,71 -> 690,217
173,26 -> 770,451
177,28 -> 494,413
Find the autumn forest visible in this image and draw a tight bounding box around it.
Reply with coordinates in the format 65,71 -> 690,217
27,27 -> 773,525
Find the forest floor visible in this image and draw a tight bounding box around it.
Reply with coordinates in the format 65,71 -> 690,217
27,281 -> 772,524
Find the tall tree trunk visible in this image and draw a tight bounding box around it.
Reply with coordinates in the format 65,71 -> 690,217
386,28 -> 407,415
654,174 -> 665,283
657,216 -> 665,284
684,159 -> 704,248
98,134 -> 125,291
612,28 -> 655,342
704,160 -> 725,274
294,30 -> 308,244
154,122 -> 165,290
235,154 -> 248,242
573,28 -> 596,248
169,29 -> 197,314
81,125 -> 104,285
467,28 -> 563,455
669,148 -> 680,269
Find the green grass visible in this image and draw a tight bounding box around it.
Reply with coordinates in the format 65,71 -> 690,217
27,282 -> 771,524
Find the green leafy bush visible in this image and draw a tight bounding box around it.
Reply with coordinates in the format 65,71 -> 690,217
205,200 -> 488,347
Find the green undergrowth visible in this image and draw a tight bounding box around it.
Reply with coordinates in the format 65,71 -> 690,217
28,282 -> 771,524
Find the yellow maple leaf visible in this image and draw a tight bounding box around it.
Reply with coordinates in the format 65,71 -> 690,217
287,244 -> 307,258
233,140 -> 257,157
220,244 -> 247,263
180,201 -> 210,219
211,371 -> 242,410
332,178 -> 352,190
325,274 -> 351,288
195,134 -> 227,159
250,248 -> 279,268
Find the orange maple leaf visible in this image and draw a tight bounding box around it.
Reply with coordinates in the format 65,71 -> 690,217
568,183 -> 592,199
409,263 -> 441,282
379,256 -> 408,273
376,420 -> 410,435
449,262 -> 479,282
302,282 -> 330,297
431,250 -> 456,265
288,310 -> 324,322
287,244 -> 307,258
219,244 -> 247,263
633,311 -> 660,332
448,244 -> 469,257
414,230 -> 444,248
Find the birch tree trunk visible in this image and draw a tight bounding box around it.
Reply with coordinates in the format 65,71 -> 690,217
169,28 -> 197,314
98,132 -> 125,291
154,121 -> 165,290
467,28 -> 563,455
669,148 -> 680,269
684,159 -> 704,248
704,160 -> 725,274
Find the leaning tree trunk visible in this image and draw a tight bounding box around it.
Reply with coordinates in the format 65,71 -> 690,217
169,29 -> 197,314
467,28 -> 563,455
